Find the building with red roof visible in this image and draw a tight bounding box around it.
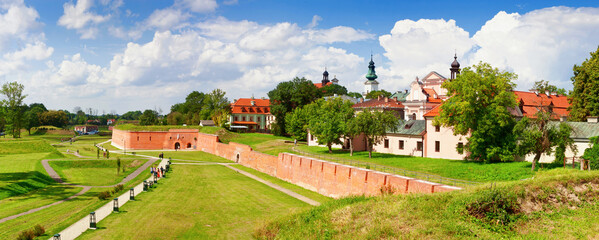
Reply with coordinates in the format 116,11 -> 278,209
352,96 -> 405,119
230,98 -> 274,132
513,91 -> 569,119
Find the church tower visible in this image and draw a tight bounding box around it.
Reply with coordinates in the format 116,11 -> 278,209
321,68 -> 330,85
450,53 -> 460,80
363,55 -> 379,96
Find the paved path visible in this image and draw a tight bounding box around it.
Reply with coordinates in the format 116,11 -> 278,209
1,157 -> 159,224
223,164 -> 320,206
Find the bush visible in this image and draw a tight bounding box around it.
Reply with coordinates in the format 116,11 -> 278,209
584,136 -> 599,170
465,186 -> 521,231
98,190 -> 111,200
112,184 -> 124,194
16,229 -> 35,240
33,224 -> 45,236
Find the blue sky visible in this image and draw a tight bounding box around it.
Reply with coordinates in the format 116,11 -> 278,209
1,0 -> 599,114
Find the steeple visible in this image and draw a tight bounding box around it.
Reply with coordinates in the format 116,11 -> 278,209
365,55 -> 378,81
450,53 -> 460,80
321,67 -> 330,85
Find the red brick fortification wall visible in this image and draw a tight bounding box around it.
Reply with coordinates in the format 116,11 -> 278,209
193,133 -> 461,198
112,129 -> 201,150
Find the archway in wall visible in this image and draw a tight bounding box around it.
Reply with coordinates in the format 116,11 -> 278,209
186,143 -> 191,149
174,142 -> 180,149
236,154 -> 240,163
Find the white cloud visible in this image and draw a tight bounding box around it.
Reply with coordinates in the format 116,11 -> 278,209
307,15 -> 322,28
175,0 -> 217,13
378,6 -> 599,92
145,8 -> 190,30
58,0 -> 110,39
0,0 -> 40,48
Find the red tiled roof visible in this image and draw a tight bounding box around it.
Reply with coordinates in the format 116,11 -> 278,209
232,121 -> 258,125
422,88 -> 443,103
353,97 -> 405,109
514,91 -> 569,119
314,82 -> 333,88
423,104 -> 442,117
231,98 -> 271,115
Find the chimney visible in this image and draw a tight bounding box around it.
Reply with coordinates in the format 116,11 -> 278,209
384,97 -> 389,102
251,101 -> 255,106
377,95 -> 382,101
588,116 -> 598,123
545,90 -> 550,96
560,116 -> 568,122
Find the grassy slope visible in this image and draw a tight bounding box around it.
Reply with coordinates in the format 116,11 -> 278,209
256,169 -> 599,240
297,145 -> 534,182
227,133 -> 293,156
49,159 -> 147,186
78,165 -> 311,240
135,150 -> 233,163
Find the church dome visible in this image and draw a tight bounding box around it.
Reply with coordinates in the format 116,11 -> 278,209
323,70 -> 329,76
451,54 -> 460,68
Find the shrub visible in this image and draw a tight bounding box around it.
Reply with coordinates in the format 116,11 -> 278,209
112,184 -> 124,194
466,186 -> 521,230
16,229 -> 35,240
98,190 -> 112,200
33,224 -> 45,236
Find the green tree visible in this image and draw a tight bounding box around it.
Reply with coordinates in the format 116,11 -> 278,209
569,46 -> 599,121
320,84 -> 348,97
139,110 -> 158,125
365,90 -> 391,99
285,104 -> 314,141
344,115 -> 363,156
308,98 -> 355,153
347,92 -> 363,99
120,110 -> 142,120
23,104 -> 46,134
353,109 -> 398,158
40,110 -> 69,128
202,89 -> 230,121
0,82 -> 27,138
166,112 -> 184,125
268,77 -> 322,136
584,136 -> 599,170
116,157 -> 121,174
436,62 -> 518,162
533,80 -> 567,96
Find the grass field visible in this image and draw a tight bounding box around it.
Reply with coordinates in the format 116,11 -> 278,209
227,133 -> 293,156
49,159 -> 148,186
256,169 -> 599,239
78,164 -> 312,240
296,145 -> 535,182
133,150 -> 233,163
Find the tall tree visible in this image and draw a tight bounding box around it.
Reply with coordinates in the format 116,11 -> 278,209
23,104 -> 46,134
40,111 -> 69,128
285,104 -> 314,141
533,80 -> 567,96
513,105 -> 574,171
0,82 -> 27,138
268,77 -> 322,136
353,109 -> 398,158
436,62 -> 518,162
569,46 -> 599,121
307,98 -> 355,153
139,110 -> 158,125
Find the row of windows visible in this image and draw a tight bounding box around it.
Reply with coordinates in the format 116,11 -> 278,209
383,139 -> 462,153
234,115 -> 264,122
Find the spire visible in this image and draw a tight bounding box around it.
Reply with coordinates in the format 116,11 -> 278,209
450,53 -> 461,80
322,67 -> 330,85
366,54 -> 377,81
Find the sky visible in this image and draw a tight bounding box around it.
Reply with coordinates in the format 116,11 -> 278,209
1,0 -> 599,114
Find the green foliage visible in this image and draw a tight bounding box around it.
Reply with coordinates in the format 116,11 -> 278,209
114,124 -> 201,131
39,110 -> 69,128
465,187 -> 521,231
437,62 -> 518,162
16,229 -> 36,240
583,136 -> 599,169
139,109 -> 159,125
307,98 -> 355,153
1,81 -> 26,138
285,105 -> 312,141
268,77 -> 323,136
365,89 -> 391,99
533,80 -> 568,96
120,110 -> 142,120
23,104 -> 46,134
347,92 -> 363,99
319,84 -> 348,96
116,157 -> 121,174
32,224 -> 45,236
569,45 -> 599,121
352,109 -> 398,158
98,190 -> 111,200
168,89 -> 230,125
554,122 -> 577,164
112,184 -> 124,194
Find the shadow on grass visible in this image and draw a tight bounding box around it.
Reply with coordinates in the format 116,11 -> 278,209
0,171 -> 56,200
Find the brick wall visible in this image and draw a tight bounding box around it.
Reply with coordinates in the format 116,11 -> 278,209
113,130 -> 460,198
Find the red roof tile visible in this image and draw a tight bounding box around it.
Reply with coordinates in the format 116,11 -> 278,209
353,97 -> 405,109
231,98 -> 271,115
314,82 -> 333,88
514,91 -> 569,119
423,104 -> 442,117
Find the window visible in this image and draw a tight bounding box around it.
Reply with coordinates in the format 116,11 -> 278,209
310,134 -> 314,141
137,136 -> 139,141
435,125 -> 440,132
457,142 -> 464,154
412,113 -> 416,120
234,116 -> 238,121
149,136 -> 152,141
416,141 -> 423,151
384,139 -> 389,148
242,116 -> 246,121
399,140 -> 404,150
435,141 -> 440,152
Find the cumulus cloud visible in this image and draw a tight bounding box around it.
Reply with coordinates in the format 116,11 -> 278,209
145,8 -> 190,30
0,0 -> 40,48
58,0 -> 110,39
379,6 -> 599,92
175,0 -> 218,13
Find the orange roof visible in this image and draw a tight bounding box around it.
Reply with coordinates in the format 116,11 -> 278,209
314,82 -> 333,88
353,97 -> 405,109
422,88 -> 443,103
231,98 -> 271,115
513,91 -> 569,119
232,121 -> 258,125
423,104 -> 442,117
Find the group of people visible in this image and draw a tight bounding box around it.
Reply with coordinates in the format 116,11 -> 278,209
150,166 -> 165,178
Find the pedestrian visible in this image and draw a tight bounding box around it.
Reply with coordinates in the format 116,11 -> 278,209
294,139 -> 297,146
160,167 -> 164,176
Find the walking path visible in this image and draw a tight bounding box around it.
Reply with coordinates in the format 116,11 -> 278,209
0,157 -> 159,224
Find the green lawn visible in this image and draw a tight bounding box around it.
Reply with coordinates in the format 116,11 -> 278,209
227,133 -> 294,156
133,150 -> 232,163
49,159 -> 148,186
296,145 -> 535,182
78,164 -> 312,240
0,185 -> 82,219
0,187 -> 116,239
52,135 -> 113,158
232,164 -> 332,204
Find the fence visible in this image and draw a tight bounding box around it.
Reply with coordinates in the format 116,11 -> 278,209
292,148 -> 479,188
